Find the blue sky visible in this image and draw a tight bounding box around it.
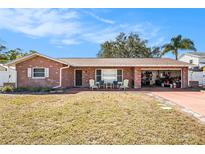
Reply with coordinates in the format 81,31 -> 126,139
0,8 -> 205,58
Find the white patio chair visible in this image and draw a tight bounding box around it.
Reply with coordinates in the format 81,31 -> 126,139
89,79 -> 98,90
119,79 -> 129,91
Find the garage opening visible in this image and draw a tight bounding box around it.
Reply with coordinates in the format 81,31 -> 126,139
141,70 -> 182,88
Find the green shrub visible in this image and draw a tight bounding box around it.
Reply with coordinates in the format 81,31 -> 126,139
14,87 -> 29,92
29,87 -> 42,92
14,87 -> 53,92
1,86 -> 14,93
40,87 -> 53,92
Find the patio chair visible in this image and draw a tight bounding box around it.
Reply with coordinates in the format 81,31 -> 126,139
119,79 -> 129,91
113,81 -> 118,88
89,79 -> 98,90
99,80 -> 105,89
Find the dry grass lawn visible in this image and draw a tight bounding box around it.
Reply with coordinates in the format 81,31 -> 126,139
0,92 -> 205,144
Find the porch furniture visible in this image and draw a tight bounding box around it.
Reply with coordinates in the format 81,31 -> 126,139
106,82 -> 113,89
113,81 -> 118,88
118,82 -> 123,87
99,80 -> 105,88
95,81 -> 100,88
119,79 -> 129,91
89,79 -> 98,90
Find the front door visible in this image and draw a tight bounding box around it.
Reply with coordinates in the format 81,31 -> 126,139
75,70 -> 82,86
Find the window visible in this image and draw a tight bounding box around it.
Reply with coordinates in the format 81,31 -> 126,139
102,69 -> 117,82
33,68 -> 45,78
117,70 -> 123,82
189,59 -> 193,64
96,69 -> 123,82
96,70 -> 101,82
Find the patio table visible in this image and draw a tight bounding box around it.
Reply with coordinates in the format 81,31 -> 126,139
105,82 -> 113,89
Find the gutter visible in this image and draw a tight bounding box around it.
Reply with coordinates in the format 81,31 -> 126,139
53,65 -> 70,89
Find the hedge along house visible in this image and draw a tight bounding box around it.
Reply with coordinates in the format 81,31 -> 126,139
6,52 -> 190,89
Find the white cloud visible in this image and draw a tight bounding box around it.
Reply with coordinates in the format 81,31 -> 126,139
82,22 -> 164,46
0,9 -> 80,37
61,39 -> 80,45
0,9 -> 164,47
83,10 -> 115,24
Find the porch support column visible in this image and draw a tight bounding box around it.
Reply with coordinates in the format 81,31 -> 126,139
181,67 -> 188,88
134,67 -> 141,89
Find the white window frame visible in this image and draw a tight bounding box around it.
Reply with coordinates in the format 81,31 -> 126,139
95,69 -> 123,82
32,67 -> 46,79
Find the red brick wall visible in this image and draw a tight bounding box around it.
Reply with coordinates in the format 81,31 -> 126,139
134,67 -> 141,88
121,67 -> 134,87
182,67 -> 188,88
16,56 -> 65,87
61,67 -> 74,88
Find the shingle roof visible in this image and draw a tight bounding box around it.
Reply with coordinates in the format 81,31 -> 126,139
6,52 -> 190,67
58,58 -> 190,67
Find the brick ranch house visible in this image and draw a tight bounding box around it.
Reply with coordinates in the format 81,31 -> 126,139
7,52 -> 190,89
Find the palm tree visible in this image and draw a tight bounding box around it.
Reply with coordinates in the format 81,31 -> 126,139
161,35 -> 196,60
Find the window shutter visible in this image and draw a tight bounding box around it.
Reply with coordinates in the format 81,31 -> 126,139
27,68 -> 32,78
45,68 -> 49,77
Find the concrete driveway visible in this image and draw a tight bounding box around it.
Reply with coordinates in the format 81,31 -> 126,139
152,91 -> 205,117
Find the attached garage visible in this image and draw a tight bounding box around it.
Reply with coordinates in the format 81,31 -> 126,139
141,69 -> 182,88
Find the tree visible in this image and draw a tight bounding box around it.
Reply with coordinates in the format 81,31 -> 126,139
5,48 -> 22,61
0,39 -> 38,63
0,44 -> 6,51
17,50 -> 37,58
26,50 -> 37,54
0,44 -> 7,63
97,32 -> 161,58
161,35 -> 196,60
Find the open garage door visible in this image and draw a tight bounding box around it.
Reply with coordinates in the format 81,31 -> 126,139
141,69 -> 182,88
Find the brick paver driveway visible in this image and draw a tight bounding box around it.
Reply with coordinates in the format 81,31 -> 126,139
152,91 -> 205,117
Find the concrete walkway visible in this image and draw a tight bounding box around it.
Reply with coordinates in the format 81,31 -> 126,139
152,91 -> 205,117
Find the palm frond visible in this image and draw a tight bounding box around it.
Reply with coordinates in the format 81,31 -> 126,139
161,44 -> 175,56
180,39 -> 196,51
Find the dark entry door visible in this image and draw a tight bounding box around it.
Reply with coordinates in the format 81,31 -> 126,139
75,70 -> 82,86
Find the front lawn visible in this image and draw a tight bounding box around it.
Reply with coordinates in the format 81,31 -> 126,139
0,92 -> 205,144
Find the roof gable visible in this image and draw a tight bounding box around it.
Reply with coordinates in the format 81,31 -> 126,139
6,53 -> 69,66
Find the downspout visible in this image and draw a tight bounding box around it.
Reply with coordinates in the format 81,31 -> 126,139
53,65 -> 70,89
